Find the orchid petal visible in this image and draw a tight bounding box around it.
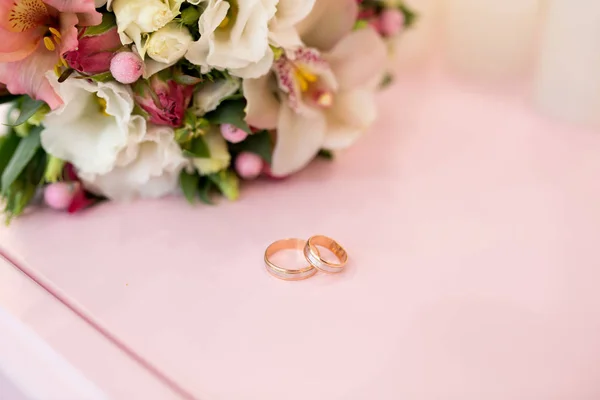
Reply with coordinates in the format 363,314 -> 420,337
322,89 -> 377,150
243,75 -> 280,130
325,27 -> 388,91
271,103 -> 326,177
297,0 -> 358,51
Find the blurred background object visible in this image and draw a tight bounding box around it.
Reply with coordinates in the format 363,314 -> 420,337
392,0 -> 600,130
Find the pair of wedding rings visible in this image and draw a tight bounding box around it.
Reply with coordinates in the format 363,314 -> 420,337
264,235 -> 348,281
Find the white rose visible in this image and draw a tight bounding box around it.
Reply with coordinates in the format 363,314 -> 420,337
192,128 -> 231,175
110,0 -> 184,57
193,78 -> 240,116
41,73 -> 141,176
185,0 -> 278,79
147,23 -> 192,64
80,125 -> 189,201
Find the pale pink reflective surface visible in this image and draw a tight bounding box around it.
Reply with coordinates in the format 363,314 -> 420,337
2,67 -> 600,399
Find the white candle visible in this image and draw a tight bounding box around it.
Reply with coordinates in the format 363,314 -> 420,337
442,0 -> 541,81
534,0 -> 600,128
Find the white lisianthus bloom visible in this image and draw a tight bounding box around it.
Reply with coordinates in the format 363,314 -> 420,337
109,0 -> 185,57
80,125 -> 189,200
146,23 -> 193,64
185,0 -> 278,79
193,128 -> 231,175
40,73 -> 142,176
192,78 -> 240,116
144,22 -> 193,77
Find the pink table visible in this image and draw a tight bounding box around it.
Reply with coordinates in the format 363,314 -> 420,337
2,67 -> 600,399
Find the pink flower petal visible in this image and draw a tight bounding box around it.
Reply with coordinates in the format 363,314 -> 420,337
0,27 -> 41,62
0,46 -> 62,109
43,0 -> 102,26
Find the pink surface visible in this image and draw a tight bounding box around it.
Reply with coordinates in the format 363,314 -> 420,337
2,67 -> 600,399
0,257 -> 180,399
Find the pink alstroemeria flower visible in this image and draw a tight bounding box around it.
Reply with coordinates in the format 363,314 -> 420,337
0,0 -> 102,109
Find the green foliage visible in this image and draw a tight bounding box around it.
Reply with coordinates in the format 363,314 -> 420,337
182,136 -> 211,158
208,169 -> 239,201
1,126 -> 42,193
179,170 -> 200,204
229,130 -> 273,164
84,13 -> 116,36
9,97 -> 46,127
206,99 -> 251,134
317,149 -> 334,160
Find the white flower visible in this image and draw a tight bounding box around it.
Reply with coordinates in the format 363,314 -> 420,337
192,78 -> 240,116
40,73 -> 142,176
80,125 -> 188,200
243,28 -> 387,176
144,22 -> 193,77
109,0 -> 184,57
146,23 -> 193,64
185,0 -> 278,79
192,128 -> 231,175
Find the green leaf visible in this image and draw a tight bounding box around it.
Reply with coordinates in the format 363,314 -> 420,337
84,13 -> 117,36
208,170 -> 239,201
86,71 -> 114,83
179,170 -> 199,204
10,97 -> 45,127
317,149 -> 334,160
0,133 -> 20,178
380,73 -> 394,89
206,99 -> 251,134
3,180 -> 36,225
0,94 -> 21,105
1,126 -> 41,193
399,4 -> 418,28
183,136 -> 211,158
230,130 -> 272,164
198,178 -> 215,205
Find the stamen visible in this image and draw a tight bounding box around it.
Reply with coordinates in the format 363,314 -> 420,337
218,16 -> 230,29
43,37 -> 55,51
316,92 -> 333,108
96,95 -> 110,117
48,27 -> 61,39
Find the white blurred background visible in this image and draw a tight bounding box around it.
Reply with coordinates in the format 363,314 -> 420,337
392,0 -> 600,130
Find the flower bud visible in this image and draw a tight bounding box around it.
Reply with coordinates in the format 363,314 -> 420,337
64,27 -> 122,75
235,152 -> 263,180
110,51 -> 144,84
146,23 -> 193,65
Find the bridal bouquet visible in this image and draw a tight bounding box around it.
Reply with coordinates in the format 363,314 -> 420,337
0,0 -> 415,221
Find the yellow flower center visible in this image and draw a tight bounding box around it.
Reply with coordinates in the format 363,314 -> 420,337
96,95 -> 110,117
218,0 -> 238,30
293,66 -> 318,93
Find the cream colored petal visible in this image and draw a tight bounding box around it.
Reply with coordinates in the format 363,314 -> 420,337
243,75 -> 280,129
271,104 -> 326,177
296,0 -> 358,51
325,27 -> 388,91
322,89 -> 377,150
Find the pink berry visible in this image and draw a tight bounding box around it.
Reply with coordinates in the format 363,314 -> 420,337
235,152 -> 263,180
44,182 -> 78,211
220,123 -> 248,143
379,9 -> 405,37
110,51 -> 143,84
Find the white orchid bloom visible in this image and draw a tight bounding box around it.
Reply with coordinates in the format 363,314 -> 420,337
244,18 -> 387,177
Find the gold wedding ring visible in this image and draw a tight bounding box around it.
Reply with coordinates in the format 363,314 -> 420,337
303,235 -> 348,273
264,238 -> 318,281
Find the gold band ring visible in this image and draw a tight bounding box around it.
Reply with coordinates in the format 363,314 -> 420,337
304,235 -> 348,273
265,238 -> 318,281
